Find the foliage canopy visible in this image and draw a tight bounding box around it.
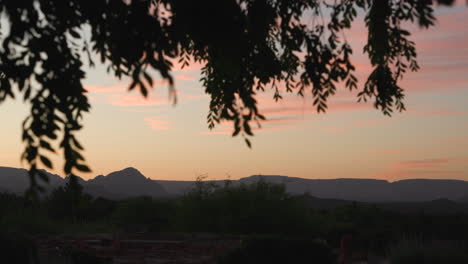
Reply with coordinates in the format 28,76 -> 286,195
0,0 -> 459,192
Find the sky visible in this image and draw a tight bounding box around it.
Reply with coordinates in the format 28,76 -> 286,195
0,3 -> 467,182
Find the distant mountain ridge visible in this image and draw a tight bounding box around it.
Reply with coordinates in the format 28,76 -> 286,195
238,175 -> 468,202
157,175 -> 468,202
1,166 -> 468,202
0,166 -> 167,199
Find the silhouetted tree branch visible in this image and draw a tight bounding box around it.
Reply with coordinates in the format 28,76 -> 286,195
0,0 -> 461,193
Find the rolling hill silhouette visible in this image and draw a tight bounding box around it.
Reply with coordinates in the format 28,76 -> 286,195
0,166 -> 167,199
1,167 -> 468,202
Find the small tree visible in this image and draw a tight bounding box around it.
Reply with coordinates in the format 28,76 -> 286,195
48,176 -> 92,223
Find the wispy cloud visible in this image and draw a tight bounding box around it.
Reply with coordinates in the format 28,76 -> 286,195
198,97 -> 381,135
367,149 -> 403,155
379,156 -> 468,181
199,116 -> 301,135
408,109 -> 468,116
144,116 -> 171,131
174,73 -> 198,82
258,97 -> 373,118
109,94 -> 167,106
319,119 -> 384,133
85,81 -> 204,107
379,169 -> 464,181
199,128 -> 231,135
374,158 -> 462,180
391,158 -> 451,169
445,136 -> 468,144
85,84 -> 123,94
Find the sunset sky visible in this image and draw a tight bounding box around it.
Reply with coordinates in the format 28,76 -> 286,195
1,3 -> 467,182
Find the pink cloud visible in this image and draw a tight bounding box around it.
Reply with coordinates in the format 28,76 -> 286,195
378,169 -> 464,181
171,58 -> 204,72
262,117 -> 305,124
404,78 -> 467,93
373,156 -> 464,181
260,106 -> 313,118
87,81 -> 203,107
198,97 -> 381,136
328,100 -> 375,113
123,108 -> 164,113
197,94 -> 316,135
199,116 -> 301,135
391,158 -> 451,169
109,94 -> 168,106
144,116 -> 171,131
319,119 -> 384,133
199,128 -> 231,135
451,0 -> 468,6
408,109 -> 468,116
417,39 -> 468,54
336,7 -> 468,96
175,73 -> 198,82
371,157 -> 467,180
172,90 -> 207,102
257,97 -> 373,119
440,136 -> 468,144
85,77 -> 172,94
453,157 -> 468,163
367,149 -> 403,155
85,84 -> 123,94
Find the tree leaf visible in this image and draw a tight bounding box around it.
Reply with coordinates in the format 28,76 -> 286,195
245,138 -> 252,148
40,155 -> 53,169
75,164 -> 91,172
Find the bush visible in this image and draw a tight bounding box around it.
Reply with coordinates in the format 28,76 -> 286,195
217,237 -> 335,264
0,208 -> 57,234
389,238 -> 468,264
111,196 -> 171,232
0,233 -> 38,264
178,179 -> 314,234
68,249 -> 111,264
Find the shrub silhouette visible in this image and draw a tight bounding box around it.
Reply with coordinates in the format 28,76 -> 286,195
111,196 -> 172,232
389,239 -> 468,264
68,249 -> 111,264
0,233 -> 38,264
218,237 -> 335,264
178,179 -> 313,234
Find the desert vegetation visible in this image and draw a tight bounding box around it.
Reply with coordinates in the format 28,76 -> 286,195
2,179 -> 468,263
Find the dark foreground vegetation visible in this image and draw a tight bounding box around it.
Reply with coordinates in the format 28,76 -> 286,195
2,179 -> 468,263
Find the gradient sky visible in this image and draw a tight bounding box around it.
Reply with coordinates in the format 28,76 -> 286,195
1,3 -> 467,181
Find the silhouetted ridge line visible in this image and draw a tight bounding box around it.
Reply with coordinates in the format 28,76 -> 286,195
1,167 -> 468,202
0,166 -> 167,199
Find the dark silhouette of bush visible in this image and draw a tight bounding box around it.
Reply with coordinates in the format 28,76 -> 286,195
218,237 -> 335,264
0,233 -> 38,264
389,239 -> 468,264
68,249 -> 112,264
47,177 -> 96,224
111,196 -> 173,232
177,179 -> 313,234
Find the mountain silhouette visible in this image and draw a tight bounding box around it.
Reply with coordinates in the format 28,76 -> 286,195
237,175 -> 468,202
1,167 -> 468,202
87,167 -> 167,198
0,167 -> 63,193
0,166 -> 167,199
